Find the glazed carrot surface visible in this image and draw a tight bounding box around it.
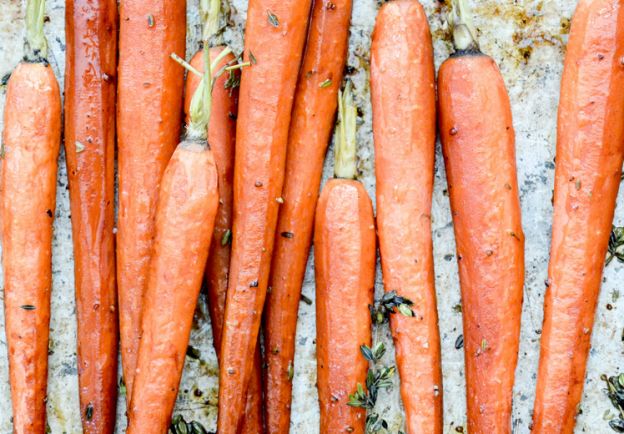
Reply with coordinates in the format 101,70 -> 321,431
532,1 -> 624,432
116,0 -> 187,400
263,0 -> 352,429
217,1 -> 313,431
370,1 -> 443,432
64,0 -> 118,431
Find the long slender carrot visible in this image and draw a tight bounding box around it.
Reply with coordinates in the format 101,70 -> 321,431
532,1 -> 624,432
116,0 -> 187,400
370,1 -> 442,432
217,1 -> 313,431
438,1 -> 525,432
0,0 -> 61,431
184,47 -> 264,433
315,83 -> 375,434
127,43 -> 220,434
263,0 -> 353,429
64,0 -> 118,431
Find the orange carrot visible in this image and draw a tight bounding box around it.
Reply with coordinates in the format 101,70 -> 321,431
438,1 -> 525,432
217,1 -> 313,431
116,0 -> 186,400
263,0 -> 353,429
370,1 -> 442,432
64,0 -> 118,431
0,1 -> 61,431
532,1 -> 624,432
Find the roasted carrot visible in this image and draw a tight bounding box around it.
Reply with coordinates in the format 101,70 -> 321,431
64,0 -> 118,431
217,1 -> 313,431
370,1 -> 442,432
127,44 -> 221,434
438,2 -> 525,432
263,0 -> 353,429
184,47 -> 264,434
0,0 -> 61,431
116,0 -> 187,400
315,83 -> 375,434
532,1 -> 624,432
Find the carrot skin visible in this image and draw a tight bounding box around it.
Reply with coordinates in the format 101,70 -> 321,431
184,48 -> 264,433
116,0 -> 186,399
438,54 -> 525,433
370,1 -> 442,432
126,142 -> 219,433
532,1 -> 624,432
0,62 -> 61,434
263,0 -> 352,430
315,179 -> 375,434
217,1 -> 313,431
64,0 -> 118,431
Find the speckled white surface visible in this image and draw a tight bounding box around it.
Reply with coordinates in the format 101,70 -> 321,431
1,0 -> 623,433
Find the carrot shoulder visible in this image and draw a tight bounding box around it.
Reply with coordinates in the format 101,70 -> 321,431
263,0 -> 352,430
116,0 -> 186,399
370,1 -> 442,432
532,1 -> 624,432
64,0 -> 118,431
217,1 -> 313,431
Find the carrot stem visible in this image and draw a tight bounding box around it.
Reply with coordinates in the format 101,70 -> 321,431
202,0 -> 222,40
451,0 -> 479,52
334,81 -> 357,180
171,53 -> 203,78
25,0 -> 47,59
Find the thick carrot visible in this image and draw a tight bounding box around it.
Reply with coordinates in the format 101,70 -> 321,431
263,0 -> 352,429
0,1 -> 61,431
315,83 -> 375,434
217,1 -> 313,431
370,1 -> 442,432
116,0 -> 186,399
532,1 -> 624,432
184,47 -> 264,434
64,0 -> 118,431
438,2 -> 525,432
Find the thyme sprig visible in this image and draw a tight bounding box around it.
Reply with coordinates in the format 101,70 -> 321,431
370,290 -> 415,325
169,414 -> 211,434
602,374 -> 624,432
607,226 -> 624,266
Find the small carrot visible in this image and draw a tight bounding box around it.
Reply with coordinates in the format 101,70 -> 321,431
532,1 -> 624,432
315,83 -> 375,434
116,0 -> 186,400
0,0 -> 61,431
217,1 -> 313,431
370,1 -> 442,432
263,0 -> 353,429
64,0 -> 118,431
438,1 -> 525,432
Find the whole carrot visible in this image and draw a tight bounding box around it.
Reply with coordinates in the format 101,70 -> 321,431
370,1 -> 442,432
116,0 -> 186,400
64,0 -> 118,431
184,47 -> 264,433
126,44 -> 221,434
217,1 -> 313,431
315,83 -> 375,434
438,1 -> 525,432
532,1 -> 624,432
263,0 -> 353,429
0,0 -> 61,431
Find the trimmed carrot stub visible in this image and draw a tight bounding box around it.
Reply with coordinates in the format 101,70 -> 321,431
0,0 -> 61,432
438,1 -> 525,432
126,44 -> 220,434
184,47 -> 265,434
217,1 -> 313,431
315,83 -> 375,434
263,0 -> 353,429
370,1 -> 442,432
64,0 -> 118,431
116,0 -> 186,400
532,1 -> 624,432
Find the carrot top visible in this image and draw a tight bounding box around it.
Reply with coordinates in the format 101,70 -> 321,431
25,0 -> 48,60
450,0 -> 479,53
334,81 -> 357,180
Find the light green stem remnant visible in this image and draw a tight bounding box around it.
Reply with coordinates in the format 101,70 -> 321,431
451,0 -> 479,52
201,0 -> 222,40
334,81 -> 357,180
26,0 -> 48,59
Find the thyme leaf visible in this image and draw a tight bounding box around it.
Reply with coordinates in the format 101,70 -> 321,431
369,290 -> 414,325
602,373 -> 624,432
221,229 -> 232,246
267,10 -> 279,27
169,415 -> 210,434
607,226 -> 624,266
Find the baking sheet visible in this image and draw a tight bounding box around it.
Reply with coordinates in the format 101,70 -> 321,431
0,0 -> 623,432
